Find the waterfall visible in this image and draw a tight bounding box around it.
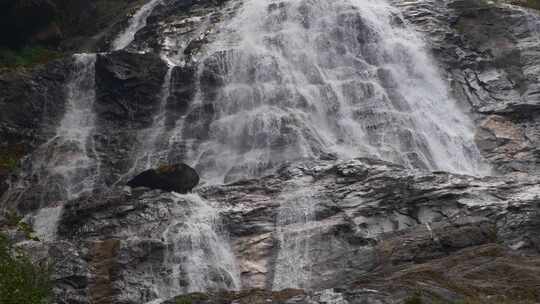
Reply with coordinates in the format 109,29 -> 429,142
32,205 -> 64,242
53,54 -> 100,199
31,53 -> 98,240
112,0 -> 163,51
1,54 -> 98,241
157,193 -> 241,298
167,0 -> 489,183
145,67 -> 174,169
8,54 -> 99,202
272,184 -> 318,290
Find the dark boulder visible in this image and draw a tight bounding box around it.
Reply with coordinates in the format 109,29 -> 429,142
127,163 -> 199,193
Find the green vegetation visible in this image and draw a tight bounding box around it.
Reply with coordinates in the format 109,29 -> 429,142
176,298 -> 193,304
0,232 -> 52,304
518,0 -> 540,9
404,292 -> 424,304
0,153 -> 18,171
175,293 -> 210,304
3,210 -> 40,242
0,145 -> 25,172
0,46 -> 62,69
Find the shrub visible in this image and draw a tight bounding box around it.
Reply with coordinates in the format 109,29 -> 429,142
174,293 -> 210,304
0,233 -> 52,303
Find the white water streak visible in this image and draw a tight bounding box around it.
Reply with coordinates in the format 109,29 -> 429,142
55,53 -> 100,199
112,0 -> 163,50
117,65 -> 173,185
33,205 -> 64,242
157,193 -> 241,297
273,185 -> 318,290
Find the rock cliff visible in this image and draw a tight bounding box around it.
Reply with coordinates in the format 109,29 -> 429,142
1,0 -> 540,303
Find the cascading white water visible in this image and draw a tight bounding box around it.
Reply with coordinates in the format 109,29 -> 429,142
157,193 -> 241,298
166,0 -> 489,183
53,54 -> 100,199
272,184 -> 318,290
110,2 -> 244,297
33,54 -> 98,240
32,205 -> 64,242
112,0 -> 163,50
2,54 -> 99,241
5,54 -> 99,203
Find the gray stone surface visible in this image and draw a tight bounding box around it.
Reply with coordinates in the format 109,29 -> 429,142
1,1 -> 540,304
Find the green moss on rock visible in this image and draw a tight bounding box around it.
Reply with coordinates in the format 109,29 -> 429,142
174,293 -> 210,304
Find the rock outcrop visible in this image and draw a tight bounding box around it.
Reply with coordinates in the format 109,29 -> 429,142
45,158 -> 540,303
127,163 -> 200,193
395,0 -> 540,175
0,0 -> 152,52
0,58 -> 70,198
1,1 -> 540,304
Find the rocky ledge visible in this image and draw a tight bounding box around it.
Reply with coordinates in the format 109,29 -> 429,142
23,158 -> 537,303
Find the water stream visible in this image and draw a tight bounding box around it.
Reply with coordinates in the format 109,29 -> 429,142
5,54 -> 99,242
157,193 -> 241,298
112,0 -> 164,50
272,184 -> 318,290
166,0 -> 489,183
2,0 -> 499,299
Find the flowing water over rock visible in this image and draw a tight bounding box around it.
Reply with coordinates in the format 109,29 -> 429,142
157,193 -> 241,297
118,66 -> 174,184
32,205 -> 64,242
272,181 -> 319,290
3,54 -> 99,209
1,54 -> 99,243
10,0 -> 540,303
112,0 -> 164,50
53,54 -> 100,199
165,0 -> 489,183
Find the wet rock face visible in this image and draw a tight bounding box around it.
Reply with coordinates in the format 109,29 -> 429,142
1,1 -> 540,304
50,158 -> 540,303
0,59 -> 70,199
127,163 -> 200,193
95,51 -> 168,128
395,0 -> 540,174
0,60 -> 70,146
0,52 -> 169,211
93,51 -> 169,186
